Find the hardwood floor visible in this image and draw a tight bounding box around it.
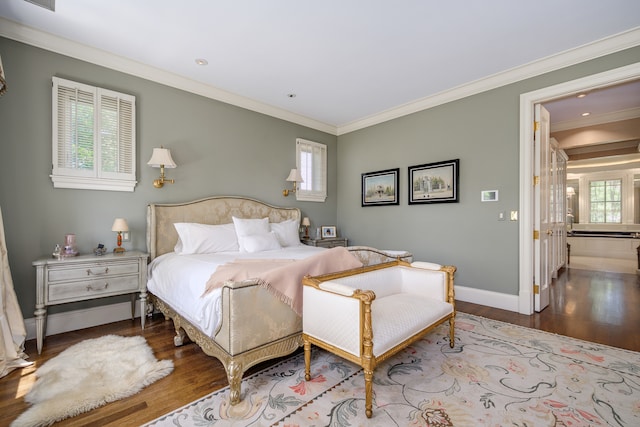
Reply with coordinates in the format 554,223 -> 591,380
2,265 -> 638,426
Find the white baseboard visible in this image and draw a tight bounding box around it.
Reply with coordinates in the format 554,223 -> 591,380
455,285 -> 520,312
24,301 -> 142,341
23,287 -> 518,341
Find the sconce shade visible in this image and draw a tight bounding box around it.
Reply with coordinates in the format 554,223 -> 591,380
302,217 -> 311,227
111,218 -> 129,232
286,168 -> 303,183
147,148 -> 177,168
566,186 -> 575,197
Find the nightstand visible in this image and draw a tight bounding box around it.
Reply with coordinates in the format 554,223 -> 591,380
302,237 -> 348,248
32,251 -> 149,354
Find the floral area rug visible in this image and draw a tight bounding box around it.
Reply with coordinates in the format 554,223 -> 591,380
145,313 -> 640,426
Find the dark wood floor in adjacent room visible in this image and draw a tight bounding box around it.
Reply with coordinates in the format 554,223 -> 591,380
2,265 -> 638,426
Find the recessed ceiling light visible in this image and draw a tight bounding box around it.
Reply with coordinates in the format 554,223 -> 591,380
195,58 -> 208,66
581,112 -> 591,117
577,93 -> 587,98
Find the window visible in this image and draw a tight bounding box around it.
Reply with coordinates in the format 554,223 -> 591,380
296,138 -> 327,202
589,179 -> 621,223
51,77 -> 136,191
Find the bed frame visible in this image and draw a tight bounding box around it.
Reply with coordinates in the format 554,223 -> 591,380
146,195 -> 412,404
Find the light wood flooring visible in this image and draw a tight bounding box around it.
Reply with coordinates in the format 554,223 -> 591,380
2,264 -> 638,426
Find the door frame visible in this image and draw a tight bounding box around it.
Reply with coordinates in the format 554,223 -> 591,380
518,62 -> 640,315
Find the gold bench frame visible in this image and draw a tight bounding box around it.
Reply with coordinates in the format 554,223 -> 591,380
302,260 -> 456,418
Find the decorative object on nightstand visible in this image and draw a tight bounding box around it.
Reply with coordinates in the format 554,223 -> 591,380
147,146 -> 177,188
320,225 -> 337,239
112,218 -> 129,253
94,243 -> 107,256
62,233 -> 78,257
301,217 -> 311,238
283,168 -> 303,196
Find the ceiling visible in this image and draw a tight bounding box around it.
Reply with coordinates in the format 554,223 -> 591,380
1,0 -> 639,135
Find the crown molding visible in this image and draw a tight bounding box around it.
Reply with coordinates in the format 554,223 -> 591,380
1,17 -> 638,137
551,107 -> 640,132
0,17 -> 337,135
337,27 -> 640,135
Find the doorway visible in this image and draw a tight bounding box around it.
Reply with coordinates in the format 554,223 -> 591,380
518,62 -> 640,315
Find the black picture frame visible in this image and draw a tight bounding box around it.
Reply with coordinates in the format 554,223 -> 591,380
408,159 -> 459,204
361,168 -> 399,207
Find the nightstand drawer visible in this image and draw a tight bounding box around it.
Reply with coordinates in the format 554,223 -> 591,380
48,260 -> 140,282
48,275 -> 140,303
302,237 -> 348,248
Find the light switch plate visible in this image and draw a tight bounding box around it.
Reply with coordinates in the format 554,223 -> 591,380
498,211 -> 506,221
122,231 -> 131,242
510,211 -> 518,221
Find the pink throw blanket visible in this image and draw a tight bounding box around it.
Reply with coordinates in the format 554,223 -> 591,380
202,247 -> 363,315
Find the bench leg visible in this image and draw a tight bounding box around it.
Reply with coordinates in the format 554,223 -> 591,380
449,315 -> 455,348
364,368 -> 374,418
303,338 -> 311,381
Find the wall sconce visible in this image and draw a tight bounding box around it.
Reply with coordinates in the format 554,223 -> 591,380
283,168 -> 303,196
301,217 -> 311,238
147,147 -> 177,188
111,218 -> 129,253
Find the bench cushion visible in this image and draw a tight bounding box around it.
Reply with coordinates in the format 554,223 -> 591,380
372,293 -> 453,355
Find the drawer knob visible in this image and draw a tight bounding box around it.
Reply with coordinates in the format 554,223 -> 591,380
87,283 -> 109,291
87,267 -> 109,276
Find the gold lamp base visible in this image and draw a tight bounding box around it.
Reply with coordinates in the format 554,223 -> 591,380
114,247 -> 126,254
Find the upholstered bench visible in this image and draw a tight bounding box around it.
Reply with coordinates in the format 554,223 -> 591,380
302,260 -> 456,418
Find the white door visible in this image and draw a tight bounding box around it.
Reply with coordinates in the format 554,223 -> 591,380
534,104 -> 551,311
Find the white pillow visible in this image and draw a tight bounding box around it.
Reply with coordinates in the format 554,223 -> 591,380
173,222 -> 239,254
232,217 -> 270,251
270,219 -> 301,247
240,232 -> 282,253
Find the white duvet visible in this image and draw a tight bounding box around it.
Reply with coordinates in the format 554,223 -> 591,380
147,245 -> 326,337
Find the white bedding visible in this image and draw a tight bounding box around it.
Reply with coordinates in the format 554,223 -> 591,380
147,245 -> 326,337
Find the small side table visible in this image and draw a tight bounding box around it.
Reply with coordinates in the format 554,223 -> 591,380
302,237 -> 348,248
32,251 -> 149,354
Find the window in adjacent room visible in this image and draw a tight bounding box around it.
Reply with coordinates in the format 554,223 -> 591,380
296,138 -> 327,202
51,77 -> 137,191
589,179 -> 621,223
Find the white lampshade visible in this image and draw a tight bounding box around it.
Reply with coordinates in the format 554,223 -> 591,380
111,218 -> 129,232
566,186 -> 575,197
147,148 -> 177,168
302,217 -> 311,227
286,168 -> 303,182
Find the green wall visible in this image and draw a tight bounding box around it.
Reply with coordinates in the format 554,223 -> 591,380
337,46 -> 640,295
1,34 -> 639,321
0,37 -> 337,318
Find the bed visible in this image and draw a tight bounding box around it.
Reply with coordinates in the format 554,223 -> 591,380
146,196 -> 412,404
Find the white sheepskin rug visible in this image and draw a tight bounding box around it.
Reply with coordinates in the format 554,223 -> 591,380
11,335 -> 174,427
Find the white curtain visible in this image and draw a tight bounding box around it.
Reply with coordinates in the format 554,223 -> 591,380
0,206 -> 32,378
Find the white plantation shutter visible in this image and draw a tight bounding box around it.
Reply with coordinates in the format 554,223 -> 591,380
296,138 -> 327,202
51,77 -> 137,191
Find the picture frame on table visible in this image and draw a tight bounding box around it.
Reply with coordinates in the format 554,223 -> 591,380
361,168 -> 399,207
408,159 -> 459,205
321,226 -> 337,239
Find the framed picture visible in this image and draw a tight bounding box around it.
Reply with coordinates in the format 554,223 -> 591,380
408,159 -> 459,204
321,226 -> 337,239
361,168 -> 399,206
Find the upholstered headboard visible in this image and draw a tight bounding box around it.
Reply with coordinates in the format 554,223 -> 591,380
147,196 -> 301,260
